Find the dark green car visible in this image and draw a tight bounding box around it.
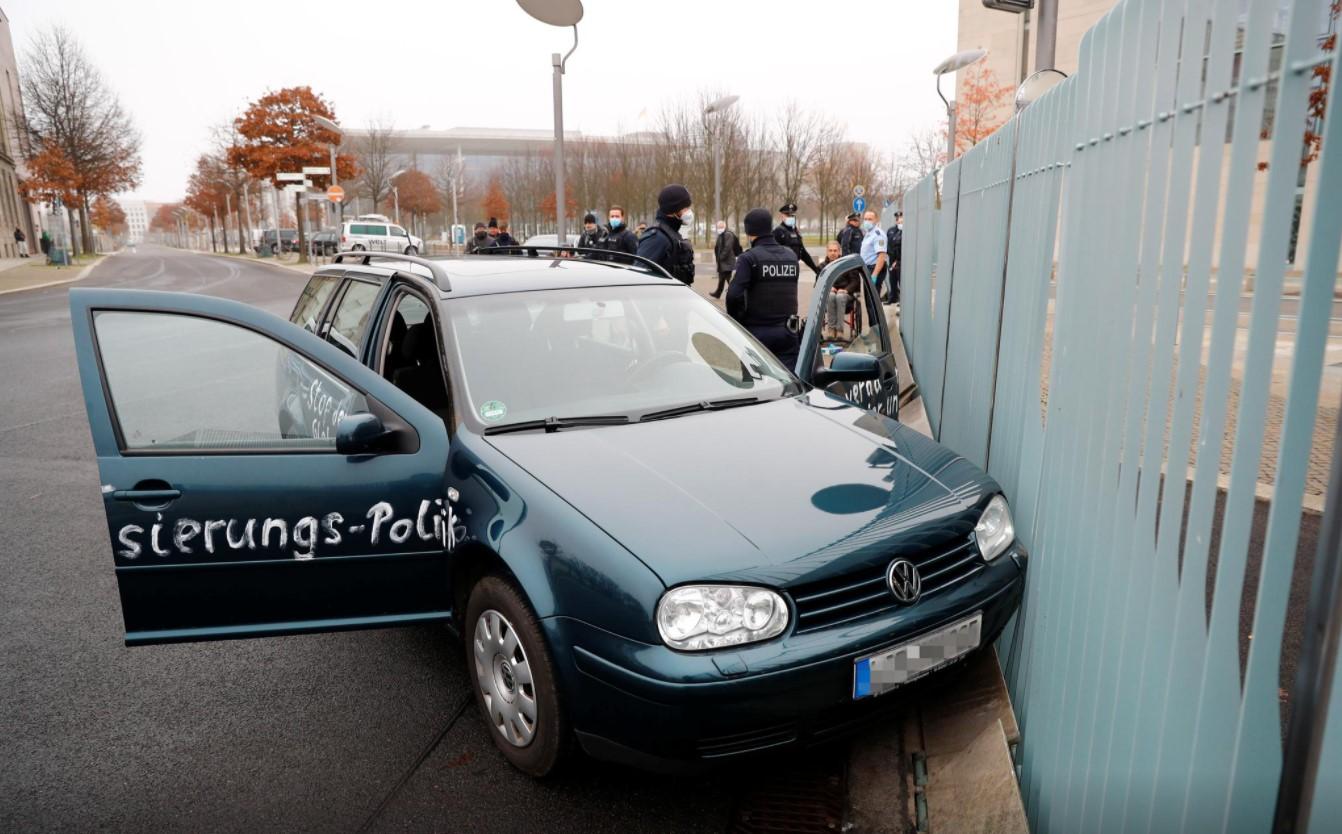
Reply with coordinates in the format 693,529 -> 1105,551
70,250 -> 1025,775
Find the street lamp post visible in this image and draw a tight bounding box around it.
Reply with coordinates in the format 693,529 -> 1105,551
703,94 -> 739,229
933,49 -> 987,164
517,0 -> 584,245
312,115 -> 344,229
391,168 -> 406,227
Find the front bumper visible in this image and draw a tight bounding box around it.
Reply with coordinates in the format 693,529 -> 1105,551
544,544 -> 1027,771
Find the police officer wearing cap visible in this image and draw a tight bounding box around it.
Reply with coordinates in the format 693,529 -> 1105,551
774,202 -> 821,277
728,208 -> 802,367
637,184 -> 697,284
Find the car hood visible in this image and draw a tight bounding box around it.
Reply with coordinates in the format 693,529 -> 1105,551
485,393 -> 995,588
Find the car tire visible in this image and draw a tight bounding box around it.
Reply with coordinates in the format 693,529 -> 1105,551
352,244 -> 366,251
404,245 -> 418,256
465,575 -> 568,777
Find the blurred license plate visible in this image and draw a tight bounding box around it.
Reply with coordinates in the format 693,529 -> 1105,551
853,613 -> 982,699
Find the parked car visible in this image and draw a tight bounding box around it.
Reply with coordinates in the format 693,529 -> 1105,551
67,250 -> 1025,777
341,214 -> 422,255
258,228 -> 298,254
521,233 -> 579,247
309,229 -> 339,256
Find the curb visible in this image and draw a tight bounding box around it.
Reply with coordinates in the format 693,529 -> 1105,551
0,255 -> 110,297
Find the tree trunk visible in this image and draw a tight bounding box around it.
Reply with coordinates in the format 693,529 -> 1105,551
236,187 -> 249,255
295,192 -> 308,264
208,217 -> 217,253
65,206 -> 80,257
79,194 -> 95,255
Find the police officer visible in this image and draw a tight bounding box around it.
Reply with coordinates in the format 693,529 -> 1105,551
577,212 -> 607,250
837,212 -> 863,256
773,202 -> 821,277
728,208 -> 801,367
636,184 -> 696,284
600,205 -> 639,256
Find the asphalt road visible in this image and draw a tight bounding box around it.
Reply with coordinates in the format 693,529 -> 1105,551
0,247 -> 747,833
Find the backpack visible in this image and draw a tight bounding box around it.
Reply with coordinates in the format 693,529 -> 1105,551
646,223 -> 696,284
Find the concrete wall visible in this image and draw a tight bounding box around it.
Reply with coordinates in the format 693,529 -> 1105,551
0,7 -> 35,258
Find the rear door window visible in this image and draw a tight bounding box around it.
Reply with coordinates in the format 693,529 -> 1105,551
368,225 -> 388,237
289,274 -> 340,333
324,279 -> 381,358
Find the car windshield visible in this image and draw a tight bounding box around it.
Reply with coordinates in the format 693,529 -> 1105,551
447,285 -> 800,427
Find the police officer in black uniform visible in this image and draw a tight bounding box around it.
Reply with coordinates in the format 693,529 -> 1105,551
773,202 -> 820,277
636,184 -> 696,284
728,208 -> 801,367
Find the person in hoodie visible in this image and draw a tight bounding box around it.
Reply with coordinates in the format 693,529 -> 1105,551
636,184 -> 696,284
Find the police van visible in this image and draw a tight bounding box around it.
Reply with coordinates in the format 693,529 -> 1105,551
340,214 -> 422,255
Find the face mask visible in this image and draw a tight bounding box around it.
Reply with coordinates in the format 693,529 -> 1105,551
897,222 -> 904,230
783,216 -> 796,228
475,231 -> 487,239
716,225 -> 726,234
609,217 -> 622,228
679,209 -> 694,227
862,221 -> 874,232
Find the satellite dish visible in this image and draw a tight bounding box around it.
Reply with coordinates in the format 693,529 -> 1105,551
1015,68 -> 1068,110
516,0 -> 584,26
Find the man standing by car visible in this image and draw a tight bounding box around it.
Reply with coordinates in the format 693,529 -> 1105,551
600,205 -> 638,256
727,208 -> 801,366
467,222 -> 495,254
577,213 -> 607,250
859,209 -> 888,300
837,213 -> 863,257
773,202 -> 820,278
636,184 -> 696,284
495,221 -> 518,248
710,220 -> 741,299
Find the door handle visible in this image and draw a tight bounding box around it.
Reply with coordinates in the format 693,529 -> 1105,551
112,480 -> 181,508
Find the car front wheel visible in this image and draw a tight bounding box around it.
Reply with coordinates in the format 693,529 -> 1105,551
466,575 -> 567,776
404,245 -> 418,255
352,244 -> 366,251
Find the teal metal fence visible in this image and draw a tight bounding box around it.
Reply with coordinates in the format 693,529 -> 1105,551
900,0 -> 1342,830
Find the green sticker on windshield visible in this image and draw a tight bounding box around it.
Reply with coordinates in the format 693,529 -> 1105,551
480,400 -> 508,421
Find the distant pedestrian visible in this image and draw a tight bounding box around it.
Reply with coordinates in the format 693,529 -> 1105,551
885,210 -> 903,305
495,221 -> 518,248
577,212 -> 607,250
14,226 -> 27,257
487,218 -> 501,244
467,222 -> 496,254
727,208 -> 801,366
636,184 -> 696,284
837,213 -> 863,257
634,221 -> 648,236
600,206 -> 638,256
40,230 -> 52,262
773,202 -> 820,277
859,209 -> 888,300
711,220 -> 741,299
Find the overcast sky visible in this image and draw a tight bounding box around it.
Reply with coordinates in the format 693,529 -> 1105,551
9,0 -> 957,202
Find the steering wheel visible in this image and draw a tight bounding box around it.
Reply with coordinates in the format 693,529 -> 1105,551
628,350 -> 691,382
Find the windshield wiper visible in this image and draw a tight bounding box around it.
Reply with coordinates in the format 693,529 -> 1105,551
640,396 -> 766,422
483,414 -> 632,435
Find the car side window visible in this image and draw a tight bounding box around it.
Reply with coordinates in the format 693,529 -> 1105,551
289,274 -> 339,333
391,226 -> 407,237
379,290 -> 451,418
369,225 -> 388,236
843,276 -> 888,358
94,310 -> 367,452
324,279 -> 381,358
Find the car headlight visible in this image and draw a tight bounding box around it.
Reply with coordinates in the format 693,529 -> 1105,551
656,585 -> 789,651
975,494 -> 1015,561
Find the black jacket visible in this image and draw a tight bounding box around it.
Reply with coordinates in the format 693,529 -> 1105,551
602,224 -> 638,256
727,234 -> 800,325
773,223 -> 819,274
577,227 -> 607,250
837,224 -> 863,256
495,231 -> 518,247
636,213 -> 695,283
886,225 -> 902,264
714,230 -> 742,272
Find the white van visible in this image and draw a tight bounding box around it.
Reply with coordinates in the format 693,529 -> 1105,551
340,214 -> 422,255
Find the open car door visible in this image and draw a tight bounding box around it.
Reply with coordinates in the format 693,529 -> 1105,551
794,254 -> 900,418
69,287 -> 455,645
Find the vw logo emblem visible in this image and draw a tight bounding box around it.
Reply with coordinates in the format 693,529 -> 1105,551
887,559 -> 922,604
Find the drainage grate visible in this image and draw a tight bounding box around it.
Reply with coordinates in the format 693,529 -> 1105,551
729,752 -> 847,833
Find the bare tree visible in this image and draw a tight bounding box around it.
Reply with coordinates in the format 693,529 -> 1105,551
19,25 -> 142,255
775,101 -> 825,208
357,117 -> 398,213
902,126 -> 945,183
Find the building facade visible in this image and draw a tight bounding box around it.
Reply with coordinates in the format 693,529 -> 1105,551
0,7 -> 34,258
118,198 -> 148,245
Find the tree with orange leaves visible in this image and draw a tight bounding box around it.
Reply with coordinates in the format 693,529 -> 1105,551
90,195 -> 128,244
228,87 -> 357,261
18,145 -> 80,206
482,174 -> 510,224
392,169 -> 441,238
952,63 -> 1015,156
540,189 -> 576,226
185,155 -> 232,253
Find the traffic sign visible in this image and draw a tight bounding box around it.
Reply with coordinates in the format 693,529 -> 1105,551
277,172 -> 304,182
852,185 -> 865,198
327,184 -> 345,203
852,196 -> 867,214
302,166 -> 331,176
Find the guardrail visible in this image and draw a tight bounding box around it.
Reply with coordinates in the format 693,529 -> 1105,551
900,0 -> 1342,830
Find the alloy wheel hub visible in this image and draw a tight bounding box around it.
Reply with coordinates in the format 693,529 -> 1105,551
473,608 -> 537,747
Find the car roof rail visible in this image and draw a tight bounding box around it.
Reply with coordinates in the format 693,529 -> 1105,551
332,250 -> 452,291
478,245 -> 675,282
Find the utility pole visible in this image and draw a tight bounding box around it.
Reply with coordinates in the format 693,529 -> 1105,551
1035,0 -> 1057,71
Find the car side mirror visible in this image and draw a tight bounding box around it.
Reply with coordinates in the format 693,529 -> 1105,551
335,412 -> 396,455
813,351 -> 881,387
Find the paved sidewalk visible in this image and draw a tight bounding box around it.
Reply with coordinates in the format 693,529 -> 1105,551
0,256 -> 106,295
